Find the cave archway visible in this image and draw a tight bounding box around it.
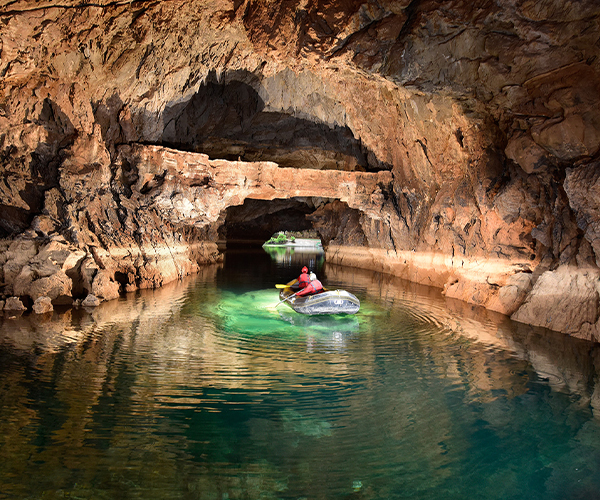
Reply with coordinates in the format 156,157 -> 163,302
218,197 -> 334,247
221,198 -> 311,243
160,71 -> 392,172
216,193 -> 368,252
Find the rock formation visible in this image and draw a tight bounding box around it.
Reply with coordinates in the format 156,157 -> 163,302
1,0 -> 600,341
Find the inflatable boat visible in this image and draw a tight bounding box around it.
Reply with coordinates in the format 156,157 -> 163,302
278,280 -> 360,315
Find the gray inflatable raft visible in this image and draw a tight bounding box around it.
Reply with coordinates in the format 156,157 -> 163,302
279,282 -> 360,315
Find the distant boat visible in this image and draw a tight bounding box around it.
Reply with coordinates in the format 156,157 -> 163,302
263,238 -> 322,248
279,280 -> 360,315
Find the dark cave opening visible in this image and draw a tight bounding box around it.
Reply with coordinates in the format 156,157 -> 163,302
217,196 -> 365,253
219,197 -> 326,247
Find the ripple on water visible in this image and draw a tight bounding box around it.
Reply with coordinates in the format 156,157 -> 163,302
2,262 -> 600,500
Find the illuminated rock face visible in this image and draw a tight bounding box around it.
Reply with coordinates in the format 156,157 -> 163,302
1,0 -> 600,341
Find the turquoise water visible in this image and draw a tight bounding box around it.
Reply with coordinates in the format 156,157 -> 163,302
1,249 -> 600,499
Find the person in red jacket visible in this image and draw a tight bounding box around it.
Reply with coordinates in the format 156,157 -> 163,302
296,272 -> 324,297
297,266 -> 310,289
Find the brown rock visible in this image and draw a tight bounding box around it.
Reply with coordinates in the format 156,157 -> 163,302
80,257 -> 99,294
91,270 -> 121,301
533,114 -> 600,161
505,132 -> 552,174
13,267 -> 72,303
564,162 -> 600,266
3,240 -> 39,290
31,215 -> 58,236
81,294 -> 101,307
487,273 -> 534,316
512,266 -> 600,340
4,297 -> 27,311
0,0 -> 600,341
32,296 -> 54,314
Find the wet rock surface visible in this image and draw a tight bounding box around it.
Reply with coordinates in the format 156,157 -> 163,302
1,0 -> 600,341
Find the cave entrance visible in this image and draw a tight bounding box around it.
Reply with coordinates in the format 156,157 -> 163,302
218,197 -> 331,248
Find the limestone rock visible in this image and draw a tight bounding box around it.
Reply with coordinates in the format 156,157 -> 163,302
80,257 -> 99,295
533,115 -> 600,161
81,294 -> 100,307
3,240 -> 39,291
13,267 -> 72,303
488,273 -> 534,316
0,0 -> 600,340
32,296 -> 54,314
564,163 -> 600,266
91,270 -> 121,301
4,297 -> 27,311
512,266 -> 600,340
31,215 -> 58,236
505,132 -> 552,174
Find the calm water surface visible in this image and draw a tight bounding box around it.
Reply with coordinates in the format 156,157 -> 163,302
1,248 -> 600,500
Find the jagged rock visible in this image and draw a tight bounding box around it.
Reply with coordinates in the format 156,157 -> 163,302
4,297 -> 27,311
13,267 -> 72,303
81,294 -> 100,307
79,257 -> 99,295
505,132 -> 552,174
3,240 -> 39,292
91,270 -> 121,302
32,296 -> 53,314
564,162 -> 600,267
31,215 -> 58,236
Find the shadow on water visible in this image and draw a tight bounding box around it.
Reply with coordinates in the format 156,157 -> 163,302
1,249 -> 600,499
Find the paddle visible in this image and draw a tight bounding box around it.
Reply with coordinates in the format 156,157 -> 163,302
275,284 -> 289,288
276,290 -> 300,307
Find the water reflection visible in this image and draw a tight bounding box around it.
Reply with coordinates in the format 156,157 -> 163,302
263,244 -> 324,271
0,255 -> 599,499
325,263 -> 600,412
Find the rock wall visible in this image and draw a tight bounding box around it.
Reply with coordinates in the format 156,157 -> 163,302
1,0 -> 600,341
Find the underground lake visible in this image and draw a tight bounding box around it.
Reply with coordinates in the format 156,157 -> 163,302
1,248 -> 600,500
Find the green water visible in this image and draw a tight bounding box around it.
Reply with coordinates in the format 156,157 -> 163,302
1,249 -> 600,499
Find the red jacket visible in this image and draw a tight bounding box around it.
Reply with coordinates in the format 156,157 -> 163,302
296,279 -> 323,297
298,272 -> 310,289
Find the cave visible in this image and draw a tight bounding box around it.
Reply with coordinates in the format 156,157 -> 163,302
5,3 -> 600,496
1,0 -> 600,342
219,197 -> 323,245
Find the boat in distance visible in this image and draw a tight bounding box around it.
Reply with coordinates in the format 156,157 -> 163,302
279,280 -> 360,315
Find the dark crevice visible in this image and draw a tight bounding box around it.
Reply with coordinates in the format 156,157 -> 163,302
139,171 -> 166,194
395,0 -> 422,43
416,139 -> 433,166
0,1 -> 160,17
455,128 -> 465,148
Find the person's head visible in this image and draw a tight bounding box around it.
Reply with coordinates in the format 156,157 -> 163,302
302,266 -> 308,273
309,272 -> 317,281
